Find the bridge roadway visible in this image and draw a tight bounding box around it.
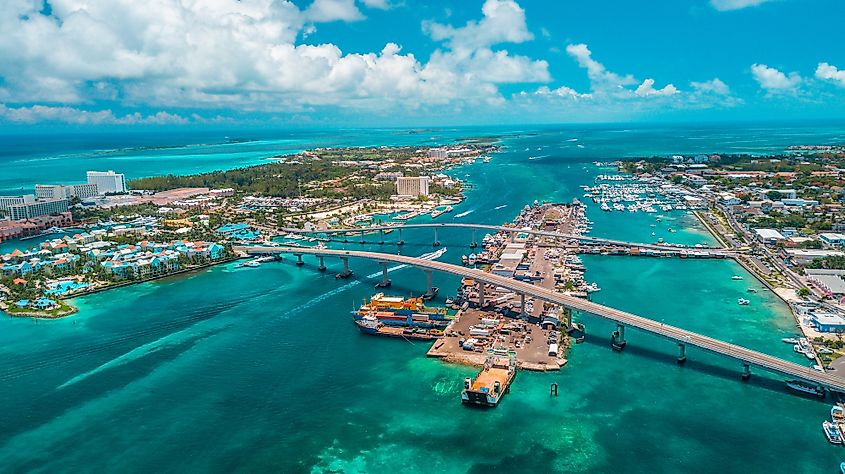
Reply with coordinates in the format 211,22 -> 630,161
236,245 -> 845,392
276,223 -> 728,253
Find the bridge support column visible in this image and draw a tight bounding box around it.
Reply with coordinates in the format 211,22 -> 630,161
741,363 -> 751,381
509,231 -> 515,243
433,228 -> 441,247
423,269 -> 437,300
336,257 -> 353,279
612,323 -> 626,351
375,261 -> 391,288
360,230 -> 366,245
478,284 -> 485,308
520,293 -> 526,316
470,229 -> 478,248
378,229 -> 385,245
317,256 -> 326,271
397,228 -> 404,246
295,254 -> 304,266
677,343 -> 687,364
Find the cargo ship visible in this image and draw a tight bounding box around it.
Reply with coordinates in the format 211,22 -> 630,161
354,293 -> 451,329
461,355 -> 517,407
354,316 -> 442,341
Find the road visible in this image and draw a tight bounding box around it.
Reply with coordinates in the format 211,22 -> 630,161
236,245 -> 845,393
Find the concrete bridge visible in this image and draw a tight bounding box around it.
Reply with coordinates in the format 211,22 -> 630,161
276,222 -> 729,254
236,245 -> 844,393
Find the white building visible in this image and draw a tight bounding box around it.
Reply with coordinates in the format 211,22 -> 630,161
820,232 -> 845,248
8,198 -> 69,220
0,194 -> 35,212
754,228 -> 785,244
396,176 -> 430,197
35,183 -> 99,200
87,170 -> 127,194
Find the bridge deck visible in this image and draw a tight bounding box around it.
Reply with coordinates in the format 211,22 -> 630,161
235,245 -> 845,393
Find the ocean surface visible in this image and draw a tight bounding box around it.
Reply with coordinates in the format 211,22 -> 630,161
1,125 -> 844,473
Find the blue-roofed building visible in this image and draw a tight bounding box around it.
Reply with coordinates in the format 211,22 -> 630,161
32,297 -> 58,309
216,223 -> 250,235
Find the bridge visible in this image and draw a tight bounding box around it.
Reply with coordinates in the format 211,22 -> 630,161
236,245 -> 845,393
275,222 -> 729,254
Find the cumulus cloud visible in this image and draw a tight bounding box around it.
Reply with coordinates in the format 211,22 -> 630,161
816,63 -> 845,88
0,104 -> 188,125
710,0 -> 776,11
751,63 -> 802,93
424,0 -> 533,50
690,78 -> 731,95
634,79 -> 678,97
565,43 -> 636,91
0,0 -> 551,119
360,0 -> 394,9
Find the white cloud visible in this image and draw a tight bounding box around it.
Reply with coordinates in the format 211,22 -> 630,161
0,104 -> 188,125
634,78 -> 678,97
565,43 -> 636,91
690,78 -> 730,95
360,0 -> 394,9
423,0 -> 533,50
0,0 -> 550,117
751,63 -> 802,93
710,0 -> 775,11
816,63 -> 845,88
532,86 -> 592,100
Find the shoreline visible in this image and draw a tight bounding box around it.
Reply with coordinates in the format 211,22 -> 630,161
0,256 -> 240,320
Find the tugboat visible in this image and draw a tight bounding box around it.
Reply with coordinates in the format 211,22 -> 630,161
785,380 -> 825,398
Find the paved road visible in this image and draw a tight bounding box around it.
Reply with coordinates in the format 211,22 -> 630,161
236,245 -> 845,393
276,223 -> 729,253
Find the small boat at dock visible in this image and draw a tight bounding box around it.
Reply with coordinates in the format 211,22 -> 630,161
824,421 -> 843,444
785,380 -> 825,398
782,337 -> 800,344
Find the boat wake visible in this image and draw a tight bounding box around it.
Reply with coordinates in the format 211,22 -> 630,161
454,210 -> 474,218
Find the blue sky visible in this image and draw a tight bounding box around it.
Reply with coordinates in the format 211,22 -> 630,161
1,0 -> 844,128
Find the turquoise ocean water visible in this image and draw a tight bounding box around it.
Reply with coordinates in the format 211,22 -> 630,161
1,125 -> 844,473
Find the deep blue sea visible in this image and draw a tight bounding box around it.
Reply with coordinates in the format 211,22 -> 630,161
1,124 -> 844,473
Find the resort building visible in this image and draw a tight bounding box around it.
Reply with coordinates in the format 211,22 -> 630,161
35,183 -> 99,200
87,170 -> 127,194
7,198 -> 69,220
0,194 -> 35,212
395,176 -> 430,197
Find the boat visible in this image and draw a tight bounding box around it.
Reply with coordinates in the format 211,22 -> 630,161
747,288 -> 758,293
467,253 -> 477,266
240,259 -> 262,268
354,316 -> 441,341
431,206 -> 453,219
840,462 -> 845,474
461,355 -> 517,407
782,337 -> 800,344
825,421 -> 843,444
785,380 -> 825,398
461,255 -> 469,265
831,405 -> 845,422
731,275 -> 743,281
737,298 -> 750,305
819,347 -> 834,355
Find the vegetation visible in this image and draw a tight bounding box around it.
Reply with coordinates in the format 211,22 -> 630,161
807,255 -> 845,270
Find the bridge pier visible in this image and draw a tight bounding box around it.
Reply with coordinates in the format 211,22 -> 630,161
478,284 -> 485,307
360,230 -> 366,245
612,323 -> 626,351
677,343 -> 687,364
295,254 -> 304,266
520,293 -> 526,316
509,231 -> 515,243
423,269 -> 438,300
375,261 -> 391,288
470,229 -> 478,248
741,363 -> 751,381
378,229 -> 385,245
433,228 -> 441,247
397,228 -> 404,246
317,256 -> 326,271
336,256 -> 353,279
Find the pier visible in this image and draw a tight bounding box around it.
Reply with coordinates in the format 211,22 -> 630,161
237,245 -> 845,393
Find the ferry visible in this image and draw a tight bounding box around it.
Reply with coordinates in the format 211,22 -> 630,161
785,380 -> 825,398
461,355 -> 517,407
824,421 -> 843,444
354,316 -> 441,341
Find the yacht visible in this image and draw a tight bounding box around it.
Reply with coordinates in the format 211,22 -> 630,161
782,337 -> 800,344
832,405 -> 845,422
731,275 -> 743,281
824,421 -> 843,444
467,253 -> 477,266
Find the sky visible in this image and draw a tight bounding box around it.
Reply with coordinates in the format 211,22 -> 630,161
1,0 -> 844,128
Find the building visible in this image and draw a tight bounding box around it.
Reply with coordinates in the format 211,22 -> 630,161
8,199 -> 69,220
0,194 -> 35,212
781,198 -> 819,207
87,170 -> 127,194
754,228 -> 785,244
396,176 -> 430,197
820,233 -> 845,248
809,311 -> 845,333
784,248 -> 845,265
427,149 -> 448,159
35,183 -> 99,200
